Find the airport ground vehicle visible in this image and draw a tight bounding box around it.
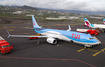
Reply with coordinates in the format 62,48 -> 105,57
0,36 -> 13,54
29,37 -> 39,40
87,29 -> 99,35
28,34 -> 40,40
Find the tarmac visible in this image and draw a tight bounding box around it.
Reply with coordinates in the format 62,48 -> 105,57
0,23 -> 105,67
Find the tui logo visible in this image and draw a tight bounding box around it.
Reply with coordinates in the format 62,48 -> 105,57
33,21 -> 35,25
72,34 -> 80,39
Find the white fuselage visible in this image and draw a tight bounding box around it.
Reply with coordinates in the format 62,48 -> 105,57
93,24 -> 105,29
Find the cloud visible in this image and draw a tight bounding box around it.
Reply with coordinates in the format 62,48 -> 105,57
0,0 -> 104,11
24,0 -> 88,10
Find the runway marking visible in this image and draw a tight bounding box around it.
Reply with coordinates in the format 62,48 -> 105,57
62,42 -> 98,52
77,48 -> 85,52
0,28 -> 3,30
10,26 -> 16,28
9,29 -> 14,31
4,26 -> 7,28
92,48 -> 105,56
102,41 -> 105,44
62,42 -> 83,48
0,56 -> 96,67
23,33 -> 29,34
87,48 -> 98,52
26,26 -> 29,28
47,27 -> 51,28
61,42 -> 103,57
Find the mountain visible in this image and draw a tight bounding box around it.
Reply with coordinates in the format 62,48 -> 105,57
56,10 -> 105,15
20,5 -> 39,10
0,5 -> 105,15
0,5 -> 39,10
39,8 -> 105,15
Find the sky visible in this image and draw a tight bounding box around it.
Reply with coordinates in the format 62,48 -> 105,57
0,0 -> 105,11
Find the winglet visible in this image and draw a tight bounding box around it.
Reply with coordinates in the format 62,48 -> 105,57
67,25 -> 71,31
6,29 -> 11,38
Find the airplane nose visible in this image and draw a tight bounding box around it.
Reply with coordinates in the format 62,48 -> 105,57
97,41 -> 101,45
93,36 -> 101,44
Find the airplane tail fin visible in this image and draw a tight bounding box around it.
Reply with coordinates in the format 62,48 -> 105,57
84,18 -> 94,27
103,19 -> 105,24
32,15 -> 41,28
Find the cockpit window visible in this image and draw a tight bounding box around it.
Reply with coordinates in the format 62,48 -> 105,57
88,38 -> 94,40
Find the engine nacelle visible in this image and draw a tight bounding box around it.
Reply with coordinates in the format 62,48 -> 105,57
46,38 -> 57,44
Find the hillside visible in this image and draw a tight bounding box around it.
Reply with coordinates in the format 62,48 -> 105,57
0,5 -> 104,24
20,5 -> 39,10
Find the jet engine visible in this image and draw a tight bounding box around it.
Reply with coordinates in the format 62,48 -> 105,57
46,38 -> 57,44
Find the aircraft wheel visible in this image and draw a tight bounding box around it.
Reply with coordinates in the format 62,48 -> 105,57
84,46 -> 87,48
104,30 -> 105,33
98,44 -> 101,45
90,45 -> 92,47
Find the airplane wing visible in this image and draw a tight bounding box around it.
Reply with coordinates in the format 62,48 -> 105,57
76,29 -> 89,32
6,29 -> 57,38
8,35 -> 49,38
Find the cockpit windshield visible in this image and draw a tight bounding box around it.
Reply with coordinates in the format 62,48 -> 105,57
2,45 -> 10,48
88,38 -> 94,40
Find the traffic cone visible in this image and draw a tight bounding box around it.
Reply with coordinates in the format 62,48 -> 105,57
57,44 -> 59,46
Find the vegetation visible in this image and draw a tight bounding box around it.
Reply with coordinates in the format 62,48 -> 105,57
0,5 -> 105,24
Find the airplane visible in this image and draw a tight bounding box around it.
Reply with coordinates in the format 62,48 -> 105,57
84,18 -> 105,29
76,28 -> 99,35
6,16 -> 101,48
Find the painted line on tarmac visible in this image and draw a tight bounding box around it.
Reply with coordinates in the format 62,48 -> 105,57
62,42 -> 83,48
102,41 -> 105,45
92,48 -> 105,56
62,42 -> 98,53
62,42 -> 102,57
77,48 -> 98,53
10,26 -> 16,28
26,26 -> 29,28
0,26 -> 8,30
87,48 -> 98,52
77,48 -> 85,52
0,26 -> 16,30
62,42 -> 98,52
0,56 -> 96,67
4,26 -> 7,28
9,29 -> 14,31
23,33 -> 29,34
